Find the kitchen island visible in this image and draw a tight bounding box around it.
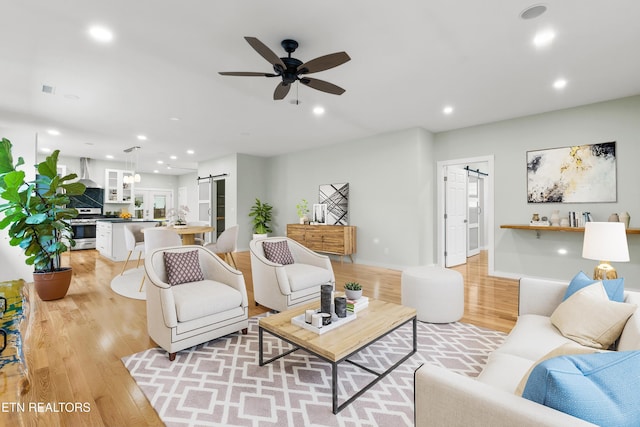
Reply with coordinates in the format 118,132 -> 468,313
96,219 -> 159,262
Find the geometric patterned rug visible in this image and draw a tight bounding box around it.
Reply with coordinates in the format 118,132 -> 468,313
122,314 -> 506,427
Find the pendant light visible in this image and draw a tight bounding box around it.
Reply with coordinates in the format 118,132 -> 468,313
123,146 -> 142,184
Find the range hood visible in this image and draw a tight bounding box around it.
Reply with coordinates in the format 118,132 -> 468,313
77,157 -> 101,188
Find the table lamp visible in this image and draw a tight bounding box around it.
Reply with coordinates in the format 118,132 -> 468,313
582,222 -> 630,280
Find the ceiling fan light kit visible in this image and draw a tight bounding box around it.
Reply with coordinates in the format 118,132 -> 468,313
219,37 -> 350,100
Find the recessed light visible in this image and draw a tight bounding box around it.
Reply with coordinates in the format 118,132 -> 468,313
89,26 -> 114,43
520,4 -> 547,20
169,117 -> 180,121
313,106 -> 325,116
40,147 -> 52,153
47,129 -> 60,136
533,29 -> 556,48
553,78 -> 568,90
137,135 -> 147,141
443,106 -> 454,115
106,155 -> 114,159
157,160 -> 164,164
557,248 -> 568,255
153,170 -> 159,173
186,150 -> 194,155
170,155 -> 177,160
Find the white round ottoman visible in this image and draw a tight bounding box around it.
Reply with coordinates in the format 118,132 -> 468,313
401,266 -> 464,323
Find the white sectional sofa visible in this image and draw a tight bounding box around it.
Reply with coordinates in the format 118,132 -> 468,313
414,276 -> 640,427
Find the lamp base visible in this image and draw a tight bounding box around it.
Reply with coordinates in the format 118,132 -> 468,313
593,261 -> 618,281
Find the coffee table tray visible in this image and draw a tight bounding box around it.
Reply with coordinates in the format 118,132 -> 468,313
291,310 -> 357,334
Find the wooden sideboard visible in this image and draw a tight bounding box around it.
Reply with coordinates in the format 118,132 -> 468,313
287,224 -> 356,263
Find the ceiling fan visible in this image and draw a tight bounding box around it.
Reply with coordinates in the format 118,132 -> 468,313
219,37 -> 351,100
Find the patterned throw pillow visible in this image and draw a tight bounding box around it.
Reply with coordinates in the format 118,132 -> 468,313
163,250 -> 205,286
262,240 -> 294,265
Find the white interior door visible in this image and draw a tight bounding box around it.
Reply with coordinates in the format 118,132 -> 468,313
198,180 -> 214,243
445,166 -> 468,267
134,189 -> 173,220
467,175 -> 480,257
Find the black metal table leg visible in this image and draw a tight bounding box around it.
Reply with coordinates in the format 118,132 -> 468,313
259,326 -> 264,366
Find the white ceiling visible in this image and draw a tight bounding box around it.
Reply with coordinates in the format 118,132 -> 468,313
2,1 -> 639,175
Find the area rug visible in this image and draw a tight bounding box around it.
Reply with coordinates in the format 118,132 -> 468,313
110,267 -> 146,300
122,314 -> 506,427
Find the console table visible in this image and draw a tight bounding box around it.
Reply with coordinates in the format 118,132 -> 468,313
501,224 -> 640,238
287,224 -> 356,263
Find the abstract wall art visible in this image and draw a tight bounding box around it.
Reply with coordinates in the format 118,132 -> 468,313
527,142 -> 616,203
318,183 -> 349,225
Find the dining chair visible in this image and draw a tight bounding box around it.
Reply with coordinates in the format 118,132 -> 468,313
204,225 -> 239,268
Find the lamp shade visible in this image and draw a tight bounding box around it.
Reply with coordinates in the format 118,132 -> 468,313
582,222 -> 630,262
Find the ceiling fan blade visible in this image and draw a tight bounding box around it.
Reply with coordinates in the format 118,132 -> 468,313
298,52 -> 351,75
244,37 -> 286,71
299,77 -> 346,95
219,71 -> 278,77
273,82 -> 291,100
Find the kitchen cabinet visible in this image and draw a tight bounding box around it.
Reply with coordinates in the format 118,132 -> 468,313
97,220 -> 157,261
287,224 -> 356,262
105,169 -> 134,203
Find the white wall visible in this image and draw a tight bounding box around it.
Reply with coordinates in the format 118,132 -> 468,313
265,127 -> 436,268
237,154 -> 268,250
434,95 -> 640,288
0,129 -> 38,281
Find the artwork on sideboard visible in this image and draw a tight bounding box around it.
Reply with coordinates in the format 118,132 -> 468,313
319,183 -> 349,225
526,142 -> 616,203
312,204 -> 327,225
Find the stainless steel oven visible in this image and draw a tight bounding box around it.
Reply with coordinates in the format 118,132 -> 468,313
70,208 -> 102,250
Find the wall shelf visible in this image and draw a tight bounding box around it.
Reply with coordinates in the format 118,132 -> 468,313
501,224 -> 640,238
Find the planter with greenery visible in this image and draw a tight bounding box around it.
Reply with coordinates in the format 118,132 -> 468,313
344,281 -> 363,300
296,199 -> 309,224
249,198 -> 273,238
0,138 -> 86,300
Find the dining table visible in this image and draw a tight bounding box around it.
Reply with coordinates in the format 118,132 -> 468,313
144,225 -> 214,245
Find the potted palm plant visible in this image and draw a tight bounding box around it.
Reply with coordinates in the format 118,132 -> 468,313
249,198 -> 273,239
0,138 -> 86,300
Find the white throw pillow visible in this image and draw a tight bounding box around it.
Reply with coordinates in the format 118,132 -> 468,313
550,282 -> 636,349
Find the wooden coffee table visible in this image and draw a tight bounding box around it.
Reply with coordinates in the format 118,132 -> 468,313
258,299 -> 417,414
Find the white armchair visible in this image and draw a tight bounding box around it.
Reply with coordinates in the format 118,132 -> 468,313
144,245 -> 249,361
249,237 -> 335,312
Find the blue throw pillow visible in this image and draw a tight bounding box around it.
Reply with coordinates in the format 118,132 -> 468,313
522,351 -> 640,427
564,271 -> 624,302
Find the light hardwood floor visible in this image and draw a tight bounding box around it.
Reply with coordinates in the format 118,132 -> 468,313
4,249 -> 518,426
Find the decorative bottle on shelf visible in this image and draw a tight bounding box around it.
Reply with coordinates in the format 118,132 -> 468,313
550,210 -> 560,226
619,211 -> 630,229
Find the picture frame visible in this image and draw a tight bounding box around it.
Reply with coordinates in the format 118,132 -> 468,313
526,142 -> 617,203
312,203 -> 327,225
318,182 -> 349,225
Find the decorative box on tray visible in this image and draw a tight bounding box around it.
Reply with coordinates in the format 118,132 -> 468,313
291,310 -> 357,335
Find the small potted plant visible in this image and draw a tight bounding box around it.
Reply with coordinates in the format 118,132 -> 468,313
296,199 -> 309,224
0,138 -> 86,300
249,198 -> 273,239
344,282 -> 363,300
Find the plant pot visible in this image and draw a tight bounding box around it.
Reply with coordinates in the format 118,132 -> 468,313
33,268 -> 72,301
252,233 -> 268,240
345,289 -> 362,300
